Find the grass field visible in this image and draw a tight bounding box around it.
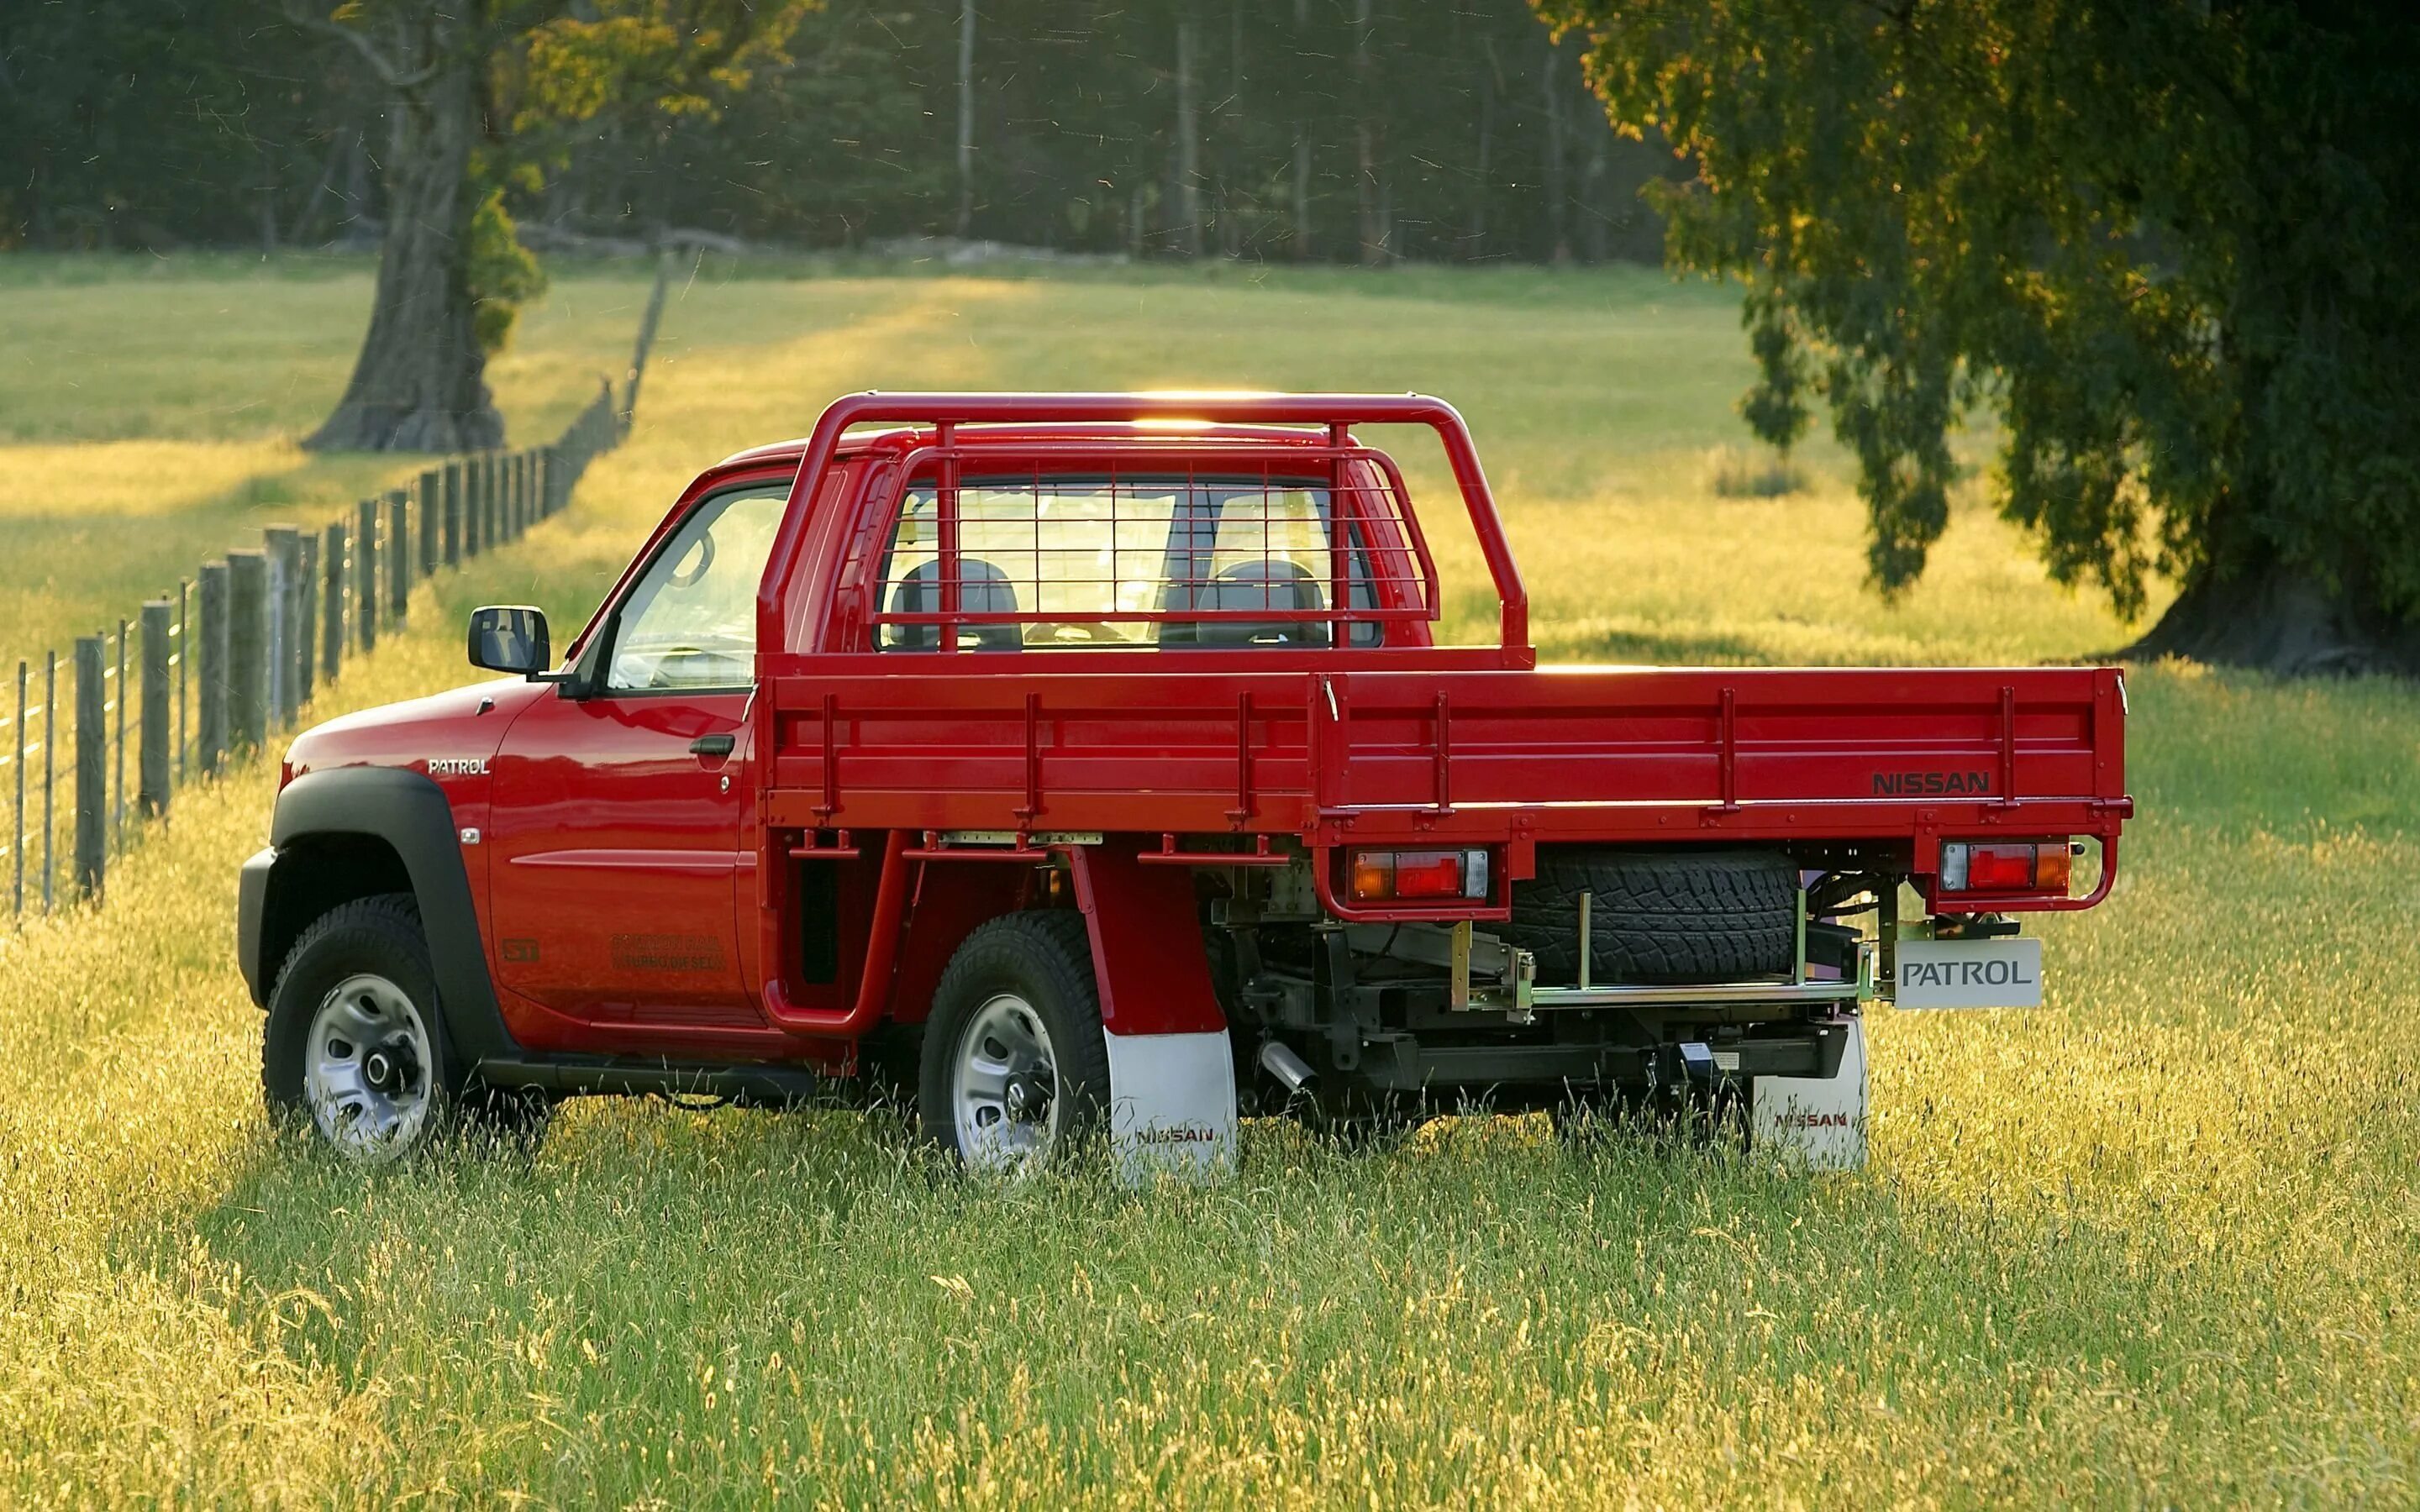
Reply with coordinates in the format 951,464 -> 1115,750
3,256 -> 2416,1504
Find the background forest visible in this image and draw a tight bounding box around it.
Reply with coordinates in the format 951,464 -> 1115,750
2,0 -> 1671,265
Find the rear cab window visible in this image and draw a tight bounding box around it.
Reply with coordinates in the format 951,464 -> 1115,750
868,472 -> 1413,651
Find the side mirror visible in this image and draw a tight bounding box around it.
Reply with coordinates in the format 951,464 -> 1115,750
467,605 -> 552,678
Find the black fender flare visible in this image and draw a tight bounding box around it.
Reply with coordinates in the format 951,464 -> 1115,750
245,766 -> 519,1065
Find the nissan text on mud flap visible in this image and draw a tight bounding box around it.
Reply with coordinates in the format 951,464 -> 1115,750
236,392 -> 2132,1173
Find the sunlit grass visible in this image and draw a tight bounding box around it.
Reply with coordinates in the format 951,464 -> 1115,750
0,255 -> 642,663
1,259 -> 2412,1503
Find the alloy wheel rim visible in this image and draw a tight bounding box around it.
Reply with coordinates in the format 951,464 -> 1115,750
952,992 -> 1060,1172
302,972 -> 436,1159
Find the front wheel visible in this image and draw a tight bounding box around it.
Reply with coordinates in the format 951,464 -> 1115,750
918,911 -> 1112,1173
263,895 -> 548,1159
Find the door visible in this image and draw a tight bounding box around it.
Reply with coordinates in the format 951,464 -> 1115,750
486,484 -> 788,1028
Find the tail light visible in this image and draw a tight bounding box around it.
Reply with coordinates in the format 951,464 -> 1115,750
1347,848 -> 1491,903
1939,839 -> 2074,895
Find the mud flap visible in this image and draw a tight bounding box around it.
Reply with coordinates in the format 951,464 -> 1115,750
1749,1017 -> 1867,1171
1102,1027 -> 1238,1182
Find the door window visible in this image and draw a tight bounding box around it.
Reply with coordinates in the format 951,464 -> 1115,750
604,486 -> 786,691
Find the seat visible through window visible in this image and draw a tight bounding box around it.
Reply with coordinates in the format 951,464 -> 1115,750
886,558 -> 1022,651
1158,560 -> 1330,648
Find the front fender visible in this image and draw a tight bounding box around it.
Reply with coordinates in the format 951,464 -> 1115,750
238,847 -> 276,1004
245,766 -> 519,1063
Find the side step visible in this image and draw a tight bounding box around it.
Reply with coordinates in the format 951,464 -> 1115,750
475,1054 -> 823,1105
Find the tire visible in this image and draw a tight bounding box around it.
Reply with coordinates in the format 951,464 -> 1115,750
1505,848 -> 1797,984
918,911 -> 1113,1173
263,895 -> 547,1159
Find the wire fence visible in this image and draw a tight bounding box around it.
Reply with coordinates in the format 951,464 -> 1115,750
3,382 -> 634,922
3,249 -> 686,923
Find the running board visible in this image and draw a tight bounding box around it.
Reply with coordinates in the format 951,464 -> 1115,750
475,1055 -> 823,1105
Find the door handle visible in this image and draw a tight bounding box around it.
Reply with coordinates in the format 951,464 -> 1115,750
689,733 -> 736,759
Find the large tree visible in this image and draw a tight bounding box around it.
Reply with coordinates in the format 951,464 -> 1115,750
1538,0 -> 2420,674
289,0 -> 808,453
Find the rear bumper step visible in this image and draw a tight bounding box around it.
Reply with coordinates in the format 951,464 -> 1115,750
1354,1020 -> 1854,1093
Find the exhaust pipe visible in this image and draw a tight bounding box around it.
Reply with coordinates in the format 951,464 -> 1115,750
1258,1039 -> 1317,1094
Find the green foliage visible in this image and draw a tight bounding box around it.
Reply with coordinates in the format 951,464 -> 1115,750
468,188 -> 548,354
8,2 -> 1679,269
1539,0 -> 2420,629
515,0 -> 808,125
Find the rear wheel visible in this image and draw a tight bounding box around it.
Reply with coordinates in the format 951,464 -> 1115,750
918,911 -> 1111,1173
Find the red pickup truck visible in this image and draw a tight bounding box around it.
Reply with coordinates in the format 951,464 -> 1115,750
239,393 -> 2129,1173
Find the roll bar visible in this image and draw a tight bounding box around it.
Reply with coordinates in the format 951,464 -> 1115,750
754,391 -> 1533,664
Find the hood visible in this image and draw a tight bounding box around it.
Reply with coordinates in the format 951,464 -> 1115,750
284,677 -> 549,781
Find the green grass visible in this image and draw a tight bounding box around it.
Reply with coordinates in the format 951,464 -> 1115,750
3,258 -> 2413,1504
0,255 -> 641,663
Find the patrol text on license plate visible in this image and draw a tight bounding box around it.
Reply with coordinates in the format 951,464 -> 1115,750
1895,937 -> 2044,1010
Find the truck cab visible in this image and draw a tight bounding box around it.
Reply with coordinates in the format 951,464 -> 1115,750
240,392 -> 2130,1173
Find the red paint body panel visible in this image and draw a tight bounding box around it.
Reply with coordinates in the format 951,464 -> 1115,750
1068,838 -> 1228,1035
486,689 -> 753,1032
281,391 -> 2133,1073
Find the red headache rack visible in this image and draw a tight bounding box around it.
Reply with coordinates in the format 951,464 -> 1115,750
757,392 -> 1534,665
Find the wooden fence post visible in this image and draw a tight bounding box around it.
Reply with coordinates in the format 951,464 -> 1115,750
13,659 -> 24,915
197,560 -> 229,776
41,649 -> 54,911
418,468 -> 441,579
112,617 -> 126,848
74,636 -> 103,900
263,524 -> 301,727
175,579 -> 188,785
388,487 -> 411,622
355,499 -> 379,651
227,549 -> 268,753
296,535 -> 318,706
140,601 -> 171,819
464,457 -> 484,559
444,459 -> 463,565
322,522 -> 345,683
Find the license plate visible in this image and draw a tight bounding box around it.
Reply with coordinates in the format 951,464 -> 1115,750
1895,937 -> 2043,1010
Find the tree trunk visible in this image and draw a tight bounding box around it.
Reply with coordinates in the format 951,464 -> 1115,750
1292,0 -> 1313,260
304,44 -> 499,454
1352,0 -> 1385,266
1541,34 -> 1571,265
1469,39 -> 1496,260
954,0 -> 976,239
2125,562 -> 2420,677
1220,0 -> 1244,259
1176,20 -> 1202,259
1293,139 -> 1313,260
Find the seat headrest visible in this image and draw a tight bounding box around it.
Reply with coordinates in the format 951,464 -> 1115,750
886,558 -> 1022,650
1160,559 -> 1329,648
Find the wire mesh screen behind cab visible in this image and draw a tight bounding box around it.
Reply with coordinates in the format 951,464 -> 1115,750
871,472 -> 1427,651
